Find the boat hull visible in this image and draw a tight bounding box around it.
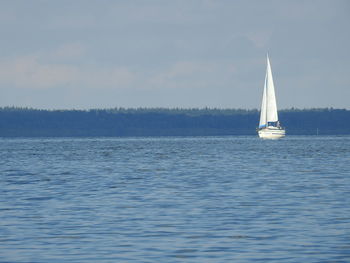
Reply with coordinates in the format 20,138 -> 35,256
258,127 -> 285,139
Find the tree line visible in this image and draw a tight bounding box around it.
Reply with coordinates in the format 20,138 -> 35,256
0,107 -> 349,137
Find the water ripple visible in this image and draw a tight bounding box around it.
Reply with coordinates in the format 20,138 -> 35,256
0,136 -> 349,262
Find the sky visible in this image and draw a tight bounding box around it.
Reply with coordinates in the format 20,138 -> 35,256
0,0 -> 349,110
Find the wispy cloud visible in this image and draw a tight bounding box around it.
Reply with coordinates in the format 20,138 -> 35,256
0,53 -> 135,90
246,30 -> 273,49
0,56 -> 78,89
49,43 -> 87,60
149,61 -> 220,89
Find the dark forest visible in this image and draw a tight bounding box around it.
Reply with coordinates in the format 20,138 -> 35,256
0,107 -> 349,137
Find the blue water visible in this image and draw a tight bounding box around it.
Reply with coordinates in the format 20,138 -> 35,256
0,136 -> 350,262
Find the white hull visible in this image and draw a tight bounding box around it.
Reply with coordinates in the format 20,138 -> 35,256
258,127 -> 285,139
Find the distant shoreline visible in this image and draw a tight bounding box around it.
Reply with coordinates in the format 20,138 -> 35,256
1,107 -> 349,137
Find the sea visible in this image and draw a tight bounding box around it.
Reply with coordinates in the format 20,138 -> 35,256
0,136 -> 349,263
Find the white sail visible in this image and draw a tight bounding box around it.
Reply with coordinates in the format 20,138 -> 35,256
265,55 -> 278,122
259,71 -> 267,128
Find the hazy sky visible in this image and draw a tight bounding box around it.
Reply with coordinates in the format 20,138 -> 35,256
0,0 -> 349,109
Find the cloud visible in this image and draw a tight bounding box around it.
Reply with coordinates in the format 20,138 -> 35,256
149,61 -> 219,89
0,56 -> 78,89
246,30 -> 273,49
81,67 -> 135,89
49,43 -> 86,60
0,55 -> 134,90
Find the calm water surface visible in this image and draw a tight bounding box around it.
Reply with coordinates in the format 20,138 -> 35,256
0,136 -> 350,262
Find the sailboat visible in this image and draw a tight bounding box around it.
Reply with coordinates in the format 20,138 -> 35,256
257,55 -> 286,139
